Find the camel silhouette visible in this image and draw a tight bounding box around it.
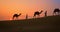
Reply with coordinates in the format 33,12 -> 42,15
12,13 -> 21,20
53,8 -> 60,15
33,10 -> 43,17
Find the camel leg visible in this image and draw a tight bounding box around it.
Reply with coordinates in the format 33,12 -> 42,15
53,12 -> 56,16
53,13 -> 55,16
12,17 -> 14,20
37,15 -> 40,18
33,16 -> 35,18
16,17 -> 18,20
59,12 -> 60,15
58,12 -> 59,16
33,14 -> 36,18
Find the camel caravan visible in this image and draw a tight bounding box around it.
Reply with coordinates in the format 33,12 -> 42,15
12,8 -> 60,20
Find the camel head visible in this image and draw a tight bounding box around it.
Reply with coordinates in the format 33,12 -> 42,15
40,10 -> 43,12
39,10 -> 43,14
19,13 -> 21,16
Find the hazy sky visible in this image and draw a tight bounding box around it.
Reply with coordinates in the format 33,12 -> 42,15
0,0 -> 60,20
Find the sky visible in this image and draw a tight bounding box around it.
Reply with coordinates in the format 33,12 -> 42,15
0,0 -> 60,20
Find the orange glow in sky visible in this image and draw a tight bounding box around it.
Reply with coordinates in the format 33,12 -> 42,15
0,0 -> 60,20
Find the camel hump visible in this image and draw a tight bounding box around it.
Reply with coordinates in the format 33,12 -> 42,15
14,14 -> 17,16
40,10 -> 43,12
54,8 -> 59,11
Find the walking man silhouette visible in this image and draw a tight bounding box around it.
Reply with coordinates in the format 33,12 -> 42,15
45,11 -> 47,17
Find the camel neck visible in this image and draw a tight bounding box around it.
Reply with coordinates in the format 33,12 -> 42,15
39,11 -> 43,14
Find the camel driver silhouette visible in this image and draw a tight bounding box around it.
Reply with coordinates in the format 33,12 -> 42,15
26,14 -> 28,19
45,11 -> 47,17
